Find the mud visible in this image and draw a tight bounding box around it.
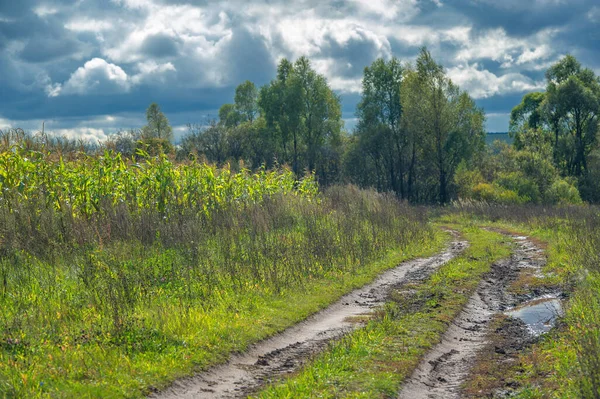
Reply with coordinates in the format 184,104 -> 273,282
398,235 -> 548,399
151,237 -> 467,399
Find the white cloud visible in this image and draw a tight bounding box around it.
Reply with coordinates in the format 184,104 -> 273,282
385,25 -> 471,48
275,15 -> 391,63
45,82 -> 62,97
453,28 -> 556,69
59,58 -> 130,96
311,59 -> 363,93
447,64 -> 545,99
49,128 -> 109,143
65,18 -> 114,32
0,117 -> 14,129
516,44 -> 552,65
588,6 -> 600,22
131,60 -> 176,85
110,0 -> 153,9
104,4 -> 231,63
349,0 -> 419,21
33,5 -> 58,17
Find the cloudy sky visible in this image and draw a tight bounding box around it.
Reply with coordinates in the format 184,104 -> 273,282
1,0 -> 599,142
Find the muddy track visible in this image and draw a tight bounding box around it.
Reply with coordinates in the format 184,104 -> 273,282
398,235 -> 546,399
151,236 -> 467,399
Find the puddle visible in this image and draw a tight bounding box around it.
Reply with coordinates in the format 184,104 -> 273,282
506,297 -> 563,336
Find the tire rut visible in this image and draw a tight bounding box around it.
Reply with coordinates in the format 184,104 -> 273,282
398,235 -> 545,399
151,236 -> 467,399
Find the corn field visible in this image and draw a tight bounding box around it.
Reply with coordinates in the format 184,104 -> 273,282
0,144 -> 318,218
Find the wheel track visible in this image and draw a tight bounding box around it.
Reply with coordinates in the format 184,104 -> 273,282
398,235 -> 546,399
151,236 -> 467,399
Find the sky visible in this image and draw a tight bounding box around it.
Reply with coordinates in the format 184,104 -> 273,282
1,0 -> 599,142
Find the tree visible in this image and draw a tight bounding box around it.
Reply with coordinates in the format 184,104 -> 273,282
356,57 -> 405,197
219,103 -> 242,128
259,58 -> 302,171
181,121 -> 228,165
106,129 -> 141,158
142,103 -> 173,142
234,81 -> 259,123
292,56 -> 342,173
259,57 -> 341,177
546,57 -> 600,176
404,48 -> 485,203
511,55 -> 600,186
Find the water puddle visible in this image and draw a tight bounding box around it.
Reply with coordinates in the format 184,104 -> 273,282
506,297 -> 563,336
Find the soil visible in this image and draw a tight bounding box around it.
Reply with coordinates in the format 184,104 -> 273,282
150,236 -> 467,399
398,235 -> 549,399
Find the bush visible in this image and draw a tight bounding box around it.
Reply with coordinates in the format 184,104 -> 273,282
471,182 -> 527,205
547,178 -> 582,205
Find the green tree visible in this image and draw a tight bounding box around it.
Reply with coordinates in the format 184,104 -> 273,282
234,81 -> 259,123
259,58 -> 301,167
142,103 -> 173,142
218,103 -> 242,128
356,57 -> 405,196
405,48 -> 485,203
259,57 -> 341,177
545,56 -> 600,176
292,56 -> 342,173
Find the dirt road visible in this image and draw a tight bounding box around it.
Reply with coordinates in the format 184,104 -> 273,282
398,235 -> 548,399
151,237 -> 467,399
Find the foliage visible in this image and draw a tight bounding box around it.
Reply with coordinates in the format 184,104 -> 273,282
509,55 -> 600,202
0,142 -> 315,220
348,49 -> 486,203
141,103 -> 173,142
259,57 -> 343,176
455,136 -> 583,205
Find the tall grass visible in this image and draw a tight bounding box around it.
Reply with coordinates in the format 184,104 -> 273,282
0,144 -> 433,398
567,214 -> 600,398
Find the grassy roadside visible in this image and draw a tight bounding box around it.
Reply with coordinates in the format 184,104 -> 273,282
252,225 -> 511,398
0,192 -> 446,398
442,207 -> 600,398
492,223 -> 598,399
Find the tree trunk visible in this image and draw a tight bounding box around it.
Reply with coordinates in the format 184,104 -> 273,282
293,131 -> 299,177
408,140 -> 416,201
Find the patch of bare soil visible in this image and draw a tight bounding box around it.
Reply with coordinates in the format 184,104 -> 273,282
151,237 -> 467,399
398,236 -> 549,399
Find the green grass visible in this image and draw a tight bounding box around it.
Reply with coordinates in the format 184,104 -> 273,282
440,206 -> 600,398
253,225 -> 511,398
0,188 -> 445,398
507,224 -> 600,399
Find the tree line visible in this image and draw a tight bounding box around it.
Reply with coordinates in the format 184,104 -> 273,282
172,48 -> 486,203
85,49 -> 600,204
5,49 -> 598,204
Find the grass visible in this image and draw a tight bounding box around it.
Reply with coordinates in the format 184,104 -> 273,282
252,225 -> 511,398
0,186 -> 444,398
443,205 -> 600,399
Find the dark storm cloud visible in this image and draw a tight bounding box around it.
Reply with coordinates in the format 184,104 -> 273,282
0,0 -> 599,135
220,27 -> 276,86
321,28 -> 388,78
20,36 -> 81,63
140,33 -> 182,58
447,0 -> 591,36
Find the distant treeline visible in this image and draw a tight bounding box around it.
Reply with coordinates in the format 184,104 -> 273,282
2,49 -> 599,204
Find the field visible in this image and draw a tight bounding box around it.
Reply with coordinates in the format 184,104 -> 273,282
2,1 -> 600,397
0,144 -> 441,397
1,147 -> 600,399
